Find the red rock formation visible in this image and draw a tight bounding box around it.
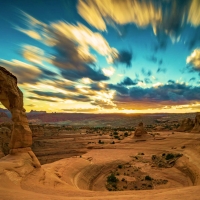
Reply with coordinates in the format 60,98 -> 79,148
0,66 -> 40,167
176,118 -> 194,132
134,122 -> 147,137
191,113 -> 200,133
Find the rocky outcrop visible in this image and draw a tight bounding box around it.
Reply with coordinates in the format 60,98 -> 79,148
134,122 -> 147,137
177,118 -> 194,132
191,113 -> 200,133
0,66 -> 40,167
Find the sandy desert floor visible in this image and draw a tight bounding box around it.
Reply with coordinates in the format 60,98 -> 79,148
1,131 -> 200,200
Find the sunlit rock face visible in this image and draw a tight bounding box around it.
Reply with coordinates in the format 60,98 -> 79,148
177,118 -> 194,132
191,113 -> 200,133
0,66 -> 32,149
134,122 -> 147,137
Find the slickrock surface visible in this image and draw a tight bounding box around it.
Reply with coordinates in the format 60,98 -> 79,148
0,131 -> 200,199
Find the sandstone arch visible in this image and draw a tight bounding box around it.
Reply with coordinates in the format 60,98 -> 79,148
0,66 -> 40,167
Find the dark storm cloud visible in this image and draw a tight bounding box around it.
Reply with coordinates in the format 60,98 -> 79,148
125,83 -> 200,102
28,96 -> 58,102
54,34 -> 108,82
39,68 -> 58,77
120,77 -> 137,86
48,31 -> 109,82
60,66 -> 108,82
31,91 -> 67,99
89,83 -> 106,91
30,90 -> 91,102
108,84 -> 129,95
114,50 -> 133,67
72,94 -> 91,102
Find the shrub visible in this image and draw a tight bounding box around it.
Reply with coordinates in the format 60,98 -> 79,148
124,132 -> 129,137
166,153 -> 174,160
113,131 -> 118,135
151,155 -> 156,160
107,173 -> 118,183
98,140 -> 104,144
145,175 -> 153,181
118,164 -> 123,169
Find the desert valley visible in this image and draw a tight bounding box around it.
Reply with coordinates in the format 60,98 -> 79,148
0,66 -> 200,199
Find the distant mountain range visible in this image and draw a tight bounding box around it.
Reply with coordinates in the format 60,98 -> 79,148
0,108 -> 196,127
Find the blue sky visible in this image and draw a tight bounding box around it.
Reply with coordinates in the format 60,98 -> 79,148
0,0 -> 200,113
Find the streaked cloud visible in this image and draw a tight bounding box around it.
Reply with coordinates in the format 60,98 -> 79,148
77,0 -> 162,32
78,0 -> 200,43
187,0 -> 200,26
21,45 -> 46,65
0,59 -> 41,84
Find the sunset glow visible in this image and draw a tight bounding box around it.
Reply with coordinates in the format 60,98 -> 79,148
0,0 -> 200,113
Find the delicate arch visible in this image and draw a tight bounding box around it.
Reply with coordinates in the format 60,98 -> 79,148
0,66 -> 32,149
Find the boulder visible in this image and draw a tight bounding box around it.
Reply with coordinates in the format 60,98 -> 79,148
176,118 -> 194,132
